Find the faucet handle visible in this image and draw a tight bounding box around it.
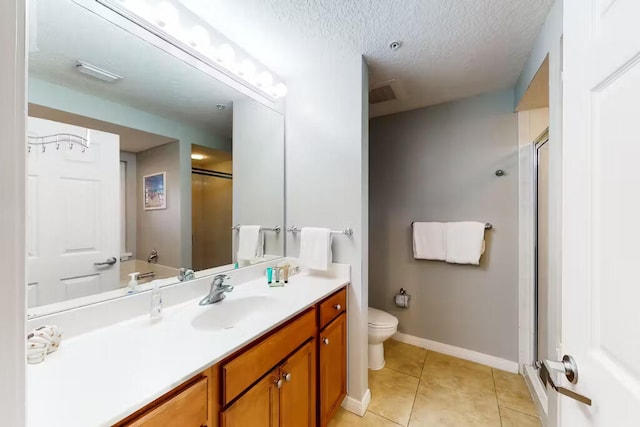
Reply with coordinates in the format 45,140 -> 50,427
212,274 -> 231,287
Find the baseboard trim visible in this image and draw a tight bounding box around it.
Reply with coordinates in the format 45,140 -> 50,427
393,332 -> 519,373
342,388 -> 371,417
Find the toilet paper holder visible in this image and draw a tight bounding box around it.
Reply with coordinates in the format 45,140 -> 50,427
395,288 -> 411,308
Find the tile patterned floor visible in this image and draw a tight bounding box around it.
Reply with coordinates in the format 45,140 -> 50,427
329,339 -> 541,427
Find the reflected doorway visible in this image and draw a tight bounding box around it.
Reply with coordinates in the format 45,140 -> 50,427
191,145 -> 233,271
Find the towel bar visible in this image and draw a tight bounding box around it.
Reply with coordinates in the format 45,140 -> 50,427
286,226 -> 353,236
232,225 -> 281,232
411,221 -> 493,230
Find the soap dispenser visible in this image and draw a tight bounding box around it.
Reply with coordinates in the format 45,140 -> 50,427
127,273 -> 139,294
150,282 -> 163,321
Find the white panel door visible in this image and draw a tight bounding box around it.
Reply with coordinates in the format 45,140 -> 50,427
27,117 -> 120,307
560,0 -> 640,425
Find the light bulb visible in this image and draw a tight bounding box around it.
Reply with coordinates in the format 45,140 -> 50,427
257,71 -> 273,88
154,2 -> 179,29
238,59 -> 256,81
188,25 -> 210,49
274,83 -> 288,97
216,44 -> 235,65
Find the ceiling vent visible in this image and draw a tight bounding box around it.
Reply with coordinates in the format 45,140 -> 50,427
369,79 -> 403,104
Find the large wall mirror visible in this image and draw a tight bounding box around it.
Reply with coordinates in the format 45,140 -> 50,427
27,0 -> 285,316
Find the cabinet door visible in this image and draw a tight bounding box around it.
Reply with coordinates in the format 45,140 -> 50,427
280,339 -> 316,427
319,313 -> 346,427
221,368 -> 280,427
125,377 -> 208,427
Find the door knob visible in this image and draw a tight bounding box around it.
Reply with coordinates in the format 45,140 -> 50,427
283,372 -> 292,382
322,338 -> 329,345
543,354 -> 579,384
539,355 -> 592,406
94,257 -> 117,267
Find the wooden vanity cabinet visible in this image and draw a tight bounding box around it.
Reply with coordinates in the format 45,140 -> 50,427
115,286 -> 347,427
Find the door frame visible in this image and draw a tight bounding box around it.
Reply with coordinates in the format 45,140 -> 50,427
518,31 -> 564,427
0,0 -> 26,425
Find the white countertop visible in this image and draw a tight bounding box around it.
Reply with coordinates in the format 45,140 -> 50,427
27,272 -> 349,427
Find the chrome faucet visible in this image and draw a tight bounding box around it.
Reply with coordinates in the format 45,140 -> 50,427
178,268 -> 195,282
147,249 -> 158,264
199,274 -> 233,305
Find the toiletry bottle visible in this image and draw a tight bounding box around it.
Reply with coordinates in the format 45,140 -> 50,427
150,282 -> 162,321
127,273 -> 139,294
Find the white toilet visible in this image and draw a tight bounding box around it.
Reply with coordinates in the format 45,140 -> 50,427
368,307 -> 399,370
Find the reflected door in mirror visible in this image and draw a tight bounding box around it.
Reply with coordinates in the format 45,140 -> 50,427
27,117 -> 120,307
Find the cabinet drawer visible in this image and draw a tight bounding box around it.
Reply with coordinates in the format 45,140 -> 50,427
319,288 -> 346,329
125,377 -> 208,427
222,307 -> 316,405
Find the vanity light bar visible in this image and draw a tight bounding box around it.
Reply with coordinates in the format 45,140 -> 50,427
96,0 -> 287,98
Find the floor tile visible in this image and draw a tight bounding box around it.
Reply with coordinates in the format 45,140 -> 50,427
421,351 -> 495,395
368,367 -> 420,426
329,408 -> 403,427
492,369 -> 538,417
499,407 -> 542,427
409,380 -> 501,427
384,339 -> 427,377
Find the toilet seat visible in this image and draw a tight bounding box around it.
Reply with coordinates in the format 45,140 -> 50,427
368,307 -> 398,328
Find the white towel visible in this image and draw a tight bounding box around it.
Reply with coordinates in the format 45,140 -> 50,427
412,222 -> 447,260
445,221 -> 486,265
237,225 -> 263,261
299,227 -> 332,271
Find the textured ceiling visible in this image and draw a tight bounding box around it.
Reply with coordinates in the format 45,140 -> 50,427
29,0 -> 245,138
179,0 -> 554,117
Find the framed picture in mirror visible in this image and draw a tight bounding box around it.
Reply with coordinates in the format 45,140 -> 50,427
143,172 -> 167,210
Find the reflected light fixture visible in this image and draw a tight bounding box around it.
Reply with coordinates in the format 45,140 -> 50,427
191,153 -> 206,160
76,61 -> 123,83
97,0 -> 287,99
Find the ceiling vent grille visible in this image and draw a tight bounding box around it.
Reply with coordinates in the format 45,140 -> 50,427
369,84 -> 396,104
369,79 -> 403,104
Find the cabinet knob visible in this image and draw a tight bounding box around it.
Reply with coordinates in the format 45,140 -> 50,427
323,338 -> 329,345
275,378 -> 283,389
283,372 -> 292,382
334,304 -> 341,310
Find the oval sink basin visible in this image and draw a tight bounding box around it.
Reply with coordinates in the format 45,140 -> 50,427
191,295 -> 275,331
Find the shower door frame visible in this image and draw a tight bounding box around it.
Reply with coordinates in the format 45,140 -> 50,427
532,128 -> 550,382
519,127 -> 551,418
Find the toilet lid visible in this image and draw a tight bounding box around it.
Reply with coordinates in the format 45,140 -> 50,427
368,307 -> 398,327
